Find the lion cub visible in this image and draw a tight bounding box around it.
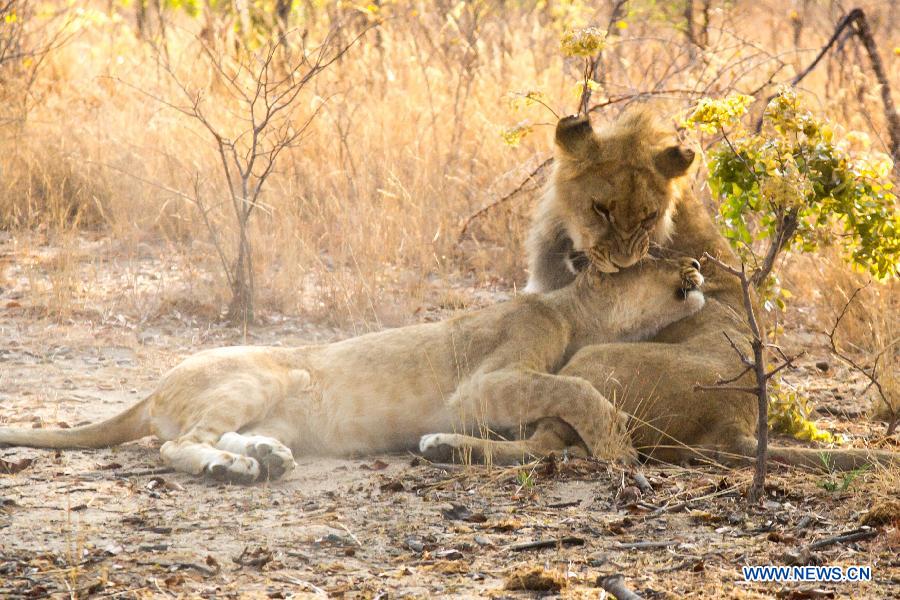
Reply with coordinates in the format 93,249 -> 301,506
0,257 -> 704,482
526,108 -> 695,293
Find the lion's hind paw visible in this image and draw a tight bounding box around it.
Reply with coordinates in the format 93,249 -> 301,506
419,433 -> 464,463
204,453 -> 261,484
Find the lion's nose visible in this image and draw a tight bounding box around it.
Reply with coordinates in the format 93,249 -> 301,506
690,258 -> 701,271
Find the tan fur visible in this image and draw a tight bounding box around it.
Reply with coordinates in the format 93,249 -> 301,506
525,109 -> 694,293
435,192 -> 898,471
0,258 -> 705,482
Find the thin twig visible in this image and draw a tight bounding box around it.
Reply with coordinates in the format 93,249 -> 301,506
458,157 -> 553,242
507,537 -> 585,552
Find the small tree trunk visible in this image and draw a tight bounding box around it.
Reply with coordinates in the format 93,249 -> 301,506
851,10 -> 900,164
227,233 -> 254,325
749,336 -> 768,503
683,0 -> 696,59
697,0 -> 711,48
136,0 -> 147,39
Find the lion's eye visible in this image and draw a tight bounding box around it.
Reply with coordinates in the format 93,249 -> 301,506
592,202 -> 610,220
641,210 -> 658,228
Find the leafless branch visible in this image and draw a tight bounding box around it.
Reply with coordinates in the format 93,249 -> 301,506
723,331 -> 753,367
764,351 -> 803,379
753,8 -> 899,166
458,157 -> 553,242
827,285 -> 896,435
694,383 -> 758,394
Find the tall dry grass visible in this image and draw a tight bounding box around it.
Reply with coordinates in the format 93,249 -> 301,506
786,250 -> 899,425
0,0 -> 897,328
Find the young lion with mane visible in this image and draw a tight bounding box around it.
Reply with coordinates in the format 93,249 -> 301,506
426,108 -> 897,471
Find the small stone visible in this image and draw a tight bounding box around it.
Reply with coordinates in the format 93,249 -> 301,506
404,537 -> 424,553
815,361 -> 830,372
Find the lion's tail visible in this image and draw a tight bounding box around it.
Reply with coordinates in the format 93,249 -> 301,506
730,435 -> 897,471
768,445 -> 898,471
0,397 -> 153,449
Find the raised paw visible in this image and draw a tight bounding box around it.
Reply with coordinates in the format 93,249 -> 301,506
678,257 -> 704,291
587,246 -> 619,274
204,453 -> 261,484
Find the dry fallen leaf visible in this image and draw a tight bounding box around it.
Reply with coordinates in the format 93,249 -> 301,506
486,518 -> 522,532
360,459 -> 389,471
0,457 -> 34,475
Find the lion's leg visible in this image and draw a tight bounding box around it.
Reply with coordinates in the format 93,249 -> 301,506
157,386 -> 285,483
420,419 -> 588,465
448,369 -> 636,462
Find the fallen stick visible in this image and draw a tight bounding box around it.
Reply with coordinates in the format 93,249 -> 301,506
110,467 -> 176,478
806,527 -> 877,551
271,575 -> 328,597
616,540 -> 678,550
507,536 -> 585,552
546,500 -> 581,509
597,574 -> 644,600
136,561 -> 218,577
649,499 -> 692,517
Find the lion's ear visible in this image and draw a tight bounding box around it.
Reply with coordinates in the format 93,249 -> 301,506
654,145 -> 695,178
555,115 -> 595,158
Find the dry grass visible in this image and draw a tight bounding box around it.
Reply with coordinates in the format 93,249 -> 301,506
1,0 -> 897,327
785,249 -> 898,425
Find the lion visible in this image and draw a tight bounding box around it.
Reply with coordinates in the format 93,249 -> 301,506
525,108 -> 695,293
425,116 -> 898,472
0,253 -> 705,482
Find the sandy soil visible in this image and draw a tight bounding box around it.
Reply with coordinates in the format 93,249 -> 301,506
1,234 -> 898,599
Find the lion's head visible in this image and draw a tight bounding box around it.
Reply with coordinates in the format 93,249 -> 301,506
548,108 -> 695,274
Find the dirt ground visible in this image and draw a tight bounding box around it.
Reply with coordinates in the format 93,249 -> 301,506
1,233 -> 898,599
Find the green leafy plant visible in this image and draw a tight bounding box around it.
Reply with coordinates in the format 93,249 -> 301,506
768,386 -> 840,444
819,457 -> 869,493
685,88 -> 898,285
686,89 -> 898,435
516,469 -> 535,489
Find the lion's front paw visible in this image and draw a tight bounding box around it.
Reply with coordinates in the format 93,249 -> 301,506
679,257 -> 704,291
587,247 -> 619,274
